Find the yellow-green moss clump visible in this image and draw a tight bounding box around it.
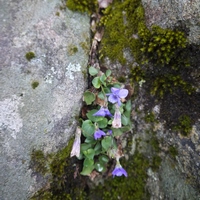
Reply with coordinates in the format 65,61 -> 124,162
25,52 -> 35,61
31,81 -> 39,89
66,0 -> 98,14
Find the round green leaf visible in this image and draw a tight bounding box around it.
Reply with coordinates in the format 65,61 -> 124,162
83,148 -> 95,159
89,66 -> 99,76
106,69 -> 111,77
121,114 -> 130,126
98,91 -> 105,100
102,136 -> 112,151
80,165 -> 94,175
125,100 -> 132,112
97,118 -> 108,128
92,77 -> 101,88
95,162 -> 106,172
83,158 -> 94,167
99,155 -> 109,163
81,143 -> 93,152
83,91 -> 95,105
82,120 -> 95,138
112,128 -> 123,136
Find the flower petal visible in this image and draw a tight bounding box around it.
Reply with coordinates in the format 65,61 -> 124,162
93,108 -> 106,117
118,89 -> 128,98
94,129 -> 106,140
108,94 -> 118,104
111,87 -> 120,94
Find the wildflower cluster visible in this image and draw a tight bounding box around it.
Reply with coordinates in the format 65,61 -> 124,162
71,66 -> 132,177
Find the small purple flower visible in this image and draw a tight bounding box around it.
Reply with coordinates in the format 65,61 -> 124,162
70,127 -> 81,158
94,129 -> 106,140
93,107 -> 113,117
107,87 -> 128,106
112,163 -> 128,177
112,107 -> 121,128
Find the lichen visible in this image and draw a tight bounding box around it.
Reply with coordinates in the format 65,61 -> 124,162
26,52 -> 36,61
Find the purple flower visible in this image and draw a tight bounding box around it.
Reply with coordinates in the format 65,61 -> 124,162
112,163 -> 128,177
112,107 -> 121,128
107,87 -> 128,106
107,130 -> 112,135
70,127 -> 81,158
93,107 -> 113,117
94,129 -> 106,140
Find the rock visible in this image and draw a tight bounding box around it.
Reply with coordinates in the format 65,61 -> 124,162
0,0 -> 90,199
141,0 -> 200,44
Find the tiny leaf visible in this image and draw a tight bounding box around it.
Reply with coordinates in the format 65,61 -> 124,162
102,136 -> 112,151
83,148 -> 95,160
106,69 -> 111,77
92,77 -> 101,88
89,66 -> 99,76
82,120 -> 95,138
83,91 -> 95,105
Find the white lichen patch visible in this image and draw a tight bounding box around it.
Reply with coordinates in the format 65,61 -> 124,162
65,62 -> 81,80
0,95 -> 23,139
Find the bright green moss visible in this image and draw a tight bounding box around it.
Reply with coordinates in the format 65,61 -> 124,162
31,81 -> 39,89
25,52 -> 35,61
151,155 -> 162,172
66,0 -> 98,14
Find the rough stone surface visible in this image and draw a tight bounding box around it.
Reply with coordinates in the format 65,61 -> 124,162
142,0 -> 200,44
0,0 -> 90,199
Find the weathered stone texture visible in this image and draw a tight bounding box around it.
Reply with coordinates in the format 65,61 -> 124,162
0,0 -> 90,199
142,0 -> 200,44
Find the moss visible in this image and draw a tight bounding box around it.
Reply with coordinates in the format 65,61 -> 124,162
117,75 -> 126,83
25,52 -> 35,61
30,138 -> 87,200
168,146 -> 178,158
66,0 -> 98,14
31,81 -> 39,89
79,39 -> 90,53
173,115 -> 192,136
67,44 -> 78,56
151,155 -> 162,172
90,151 -> 150,200
30,150 -> 48,175
144,112 -> 157,123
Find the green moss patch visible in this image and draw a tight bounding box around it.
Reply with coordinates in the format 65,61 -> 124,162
26,52 -> 36,61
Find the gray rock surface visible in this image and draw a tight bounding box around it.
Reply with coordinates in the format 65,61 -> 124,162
0,0 -> 90,199
142,0 -> 200,44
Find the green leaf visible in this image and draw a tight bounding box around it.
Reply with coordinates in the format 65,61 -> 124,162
98,91 -> 105,100
94,142 -> 102,155
92,77 -> 101,88
106,69 -> 111,77
121,114 -> 130,126
83,148 -> 95,160
84,158 -> 94,167
125,100 -> 132,112
82,120 -> 95,138
112,128 -> 123,137
100,74 -> 107,86
99,155 -> 109,163
97,118 -> 108,128
81,143 -> 93,152
84,137 -> 96,144
83,91 -> 95,105
102,136 -> 112,151
89,66 -> 99,76
80,165 -> 94,175
95,162 -> 106,172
